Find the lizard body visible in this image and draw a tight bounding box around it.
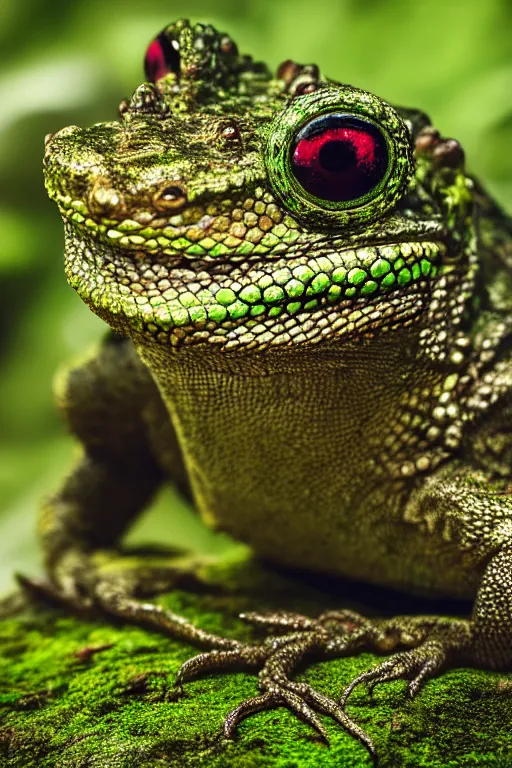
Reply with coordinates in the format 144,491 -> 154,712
41,19 -> 512,756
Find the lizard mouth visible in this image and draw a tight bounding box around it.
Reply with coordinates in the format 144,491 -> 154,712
62,208 -> 455,350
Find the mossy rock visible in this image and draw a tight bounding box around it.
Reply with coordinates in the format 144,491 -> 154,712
0,551 -> 510,768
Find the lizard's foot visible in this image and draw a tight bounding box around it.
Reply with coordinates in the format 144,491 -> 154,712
19,548 -> 246,653
176,609 -> 473,756
22,558 -> 475,757
339,614 -> 473,706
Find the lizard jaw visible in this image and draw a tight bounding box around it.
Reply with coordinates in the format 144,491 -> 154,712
63,220 -> 451,350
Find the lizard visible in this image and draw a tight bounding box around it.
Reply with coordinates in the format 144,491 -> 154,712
39,17 -> 512,758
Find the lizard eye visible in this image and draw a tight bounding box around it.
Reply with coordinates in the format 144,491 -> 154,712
265,86 -> 413,230
291,114 -> 388,203
144,29 -> 180,83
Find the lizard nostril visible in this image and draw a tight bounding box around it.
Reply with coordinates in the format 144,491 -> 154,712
154,184 -> 187,212
88,180 -> 124,216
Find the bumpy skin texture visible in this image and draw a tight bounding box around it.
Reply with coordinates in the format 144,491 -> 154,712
40,18 -> 512,757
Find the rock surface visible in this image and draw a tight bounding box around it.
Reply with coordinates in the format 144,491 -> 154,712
0,552 -> 510,767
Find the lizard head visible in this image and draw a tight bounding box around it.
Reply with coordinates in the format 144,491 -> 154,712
44,18 -> 476,352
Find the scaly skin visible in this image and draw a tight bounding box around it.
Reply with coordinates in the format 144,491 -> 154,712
38,18 -> 512,758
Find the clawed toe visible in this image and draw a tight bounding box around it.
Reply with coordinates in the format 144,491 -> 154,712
406,655 -> 443,697
340,642 -> 447,707
224,692 -> 277,738
223,688 -> 330,745
239,608 -> 368,636
283,680 -> 376,754
176,645 -> 268,685
239,610 -> 319,632
223,682 -> 374,751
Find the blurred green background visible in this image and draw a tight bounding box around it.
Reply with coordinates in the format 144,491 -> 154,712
1,0 -> 511,592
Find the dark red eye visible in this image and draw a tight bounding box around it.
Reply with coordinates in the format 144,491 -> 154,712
144,30 -> 180,83
291,114 -> 389,203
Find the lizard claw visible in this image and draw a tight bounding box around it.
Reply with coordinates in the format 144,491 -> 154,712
223,689 -> 331,743
223,692 -> 277,738
340,639 -> 447,707
239,610 -> 319,632
175,645 -> 267,685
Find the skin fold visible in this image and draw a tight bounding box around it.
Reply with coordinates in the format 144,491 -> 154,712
39,18 -> 512,757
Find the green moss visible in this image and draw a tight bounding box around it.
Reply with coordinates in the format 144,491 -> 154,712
0,555 -> 510,767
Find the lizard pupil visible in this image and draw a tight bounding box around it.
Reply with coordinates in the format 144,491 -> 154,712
144,31 -> 181,83
291,114 -> 389,203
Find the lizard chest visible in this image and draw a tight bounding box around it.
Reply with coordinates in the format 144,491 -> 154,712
137,329 -> 479,598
